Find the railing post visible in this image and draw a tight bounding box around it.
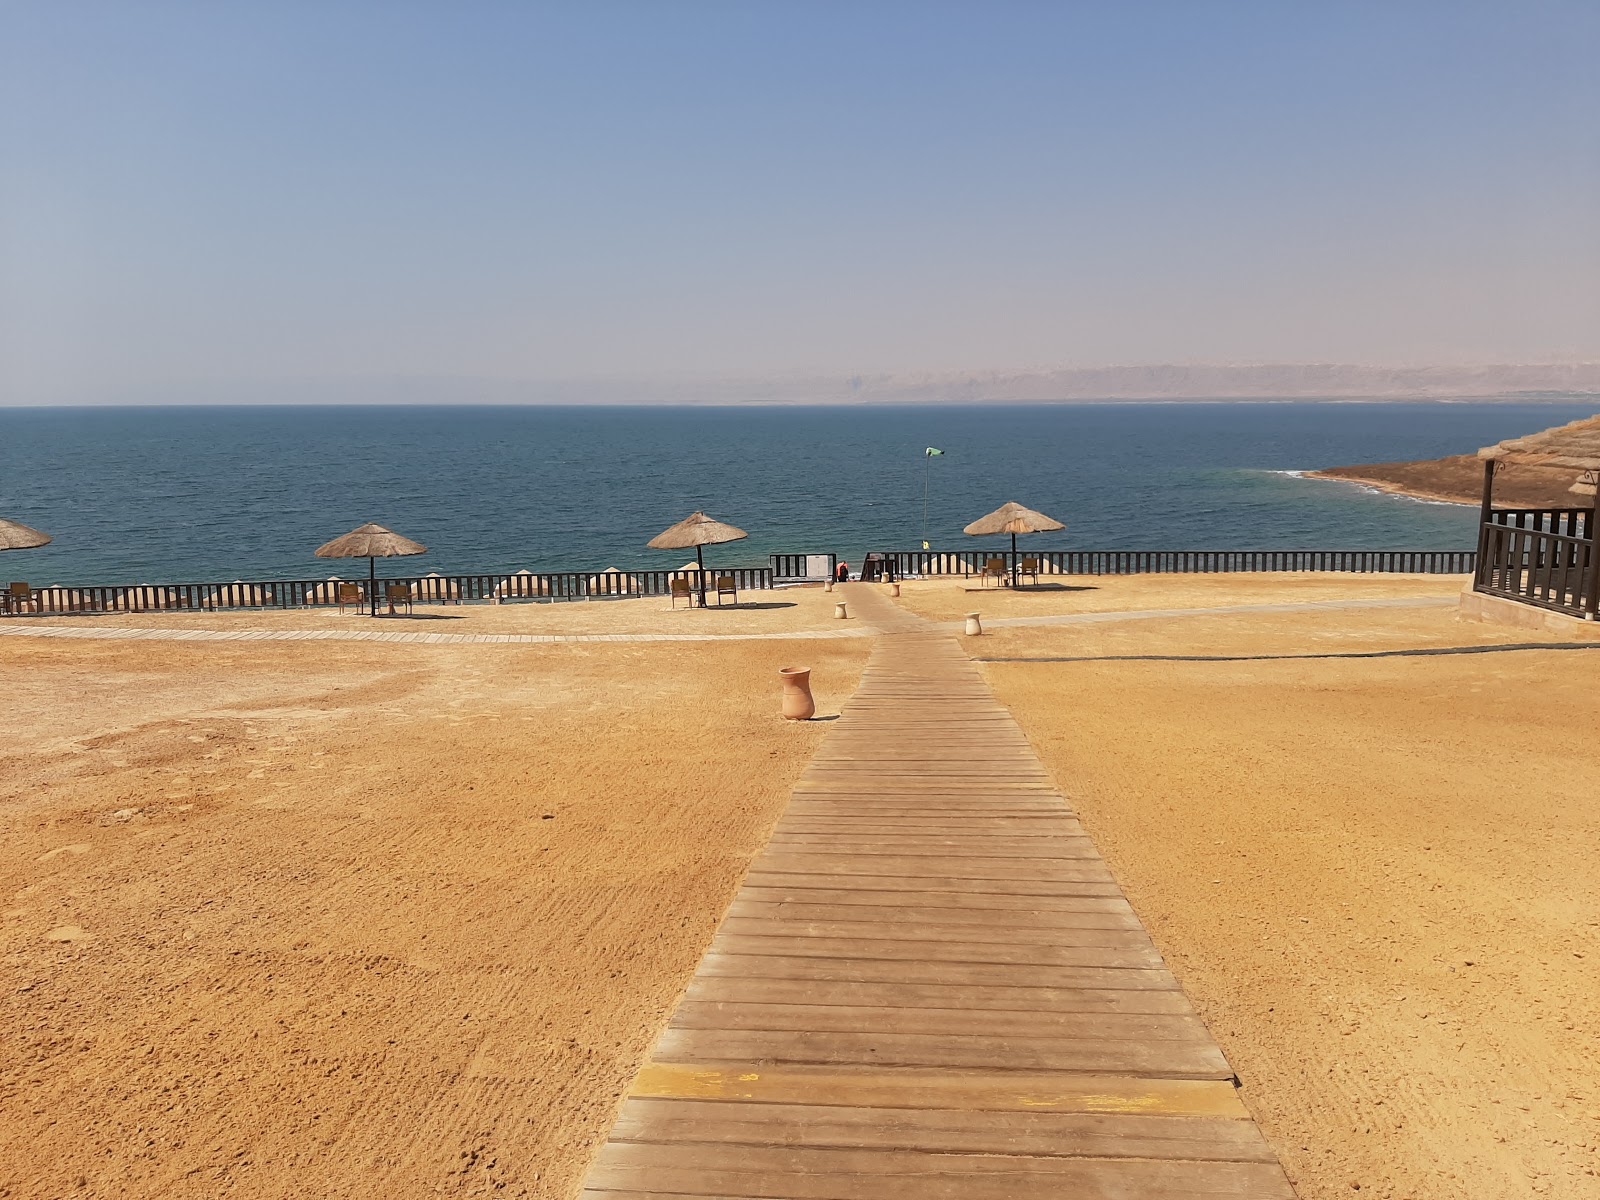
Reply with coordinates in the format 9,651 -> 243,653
1587,500 -> 1600,619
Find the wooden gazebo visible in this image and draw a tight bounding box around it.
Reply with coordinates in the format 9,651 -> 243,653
1474,414 -> 1600,620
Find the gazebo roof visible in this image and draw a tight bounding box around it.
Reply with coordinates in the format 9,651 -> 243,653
1479,413 -> 1600,472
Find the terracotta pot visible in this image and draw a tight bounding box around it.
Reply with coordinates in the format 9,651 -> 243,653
834,601 -> 849,620
965,612 -> 982,635
779,667 -> 815,720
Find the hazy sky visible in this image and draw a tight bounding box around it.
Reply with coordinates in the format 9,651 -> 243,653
4,1 -> 1598,403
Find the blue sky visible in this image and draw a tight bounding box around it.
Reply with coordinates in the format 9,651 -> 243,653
3,1 -> 1597,402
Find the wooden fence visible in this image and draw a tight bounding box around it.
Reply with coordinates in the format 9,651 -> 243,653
1,567 -> 776,615
1474,508 -> 1598,619
878,549 -> 1479,578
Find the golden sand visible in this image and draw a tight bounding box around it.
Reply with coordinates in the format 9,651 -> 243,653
5,573 -> 1597,1199
948,583 -> 1600,1200
0,609 -> 868,1198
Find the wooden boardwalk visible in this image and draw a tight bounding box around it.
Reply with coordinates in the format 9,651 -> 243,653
580,589 -> 1296,1198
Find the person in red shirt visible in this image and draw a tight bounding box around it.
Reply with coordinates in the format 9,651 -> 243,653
835,561 -> 850,583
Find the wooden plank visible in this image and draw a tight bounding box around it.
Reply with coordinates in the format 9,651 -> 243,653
678,979 -> 1203,1017
750,853 -> 1116,882
708,933 -> 1161,970
668,1002 -> 1210,1042
743,872 -> 1126,898
608,1097 -> 1279,1162
696,952 -> 1180,991
719,913 -> 1150,942
735,884 -> 1134,910
584,1144 -> 1296,1198
725,900 -> 1142,928
652,1027 -> 1231,1078
627,1062 -> 1244,1116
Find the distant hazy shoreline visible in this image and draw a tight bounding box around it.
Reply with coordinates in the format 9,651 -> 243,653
5,363 -> 1597,408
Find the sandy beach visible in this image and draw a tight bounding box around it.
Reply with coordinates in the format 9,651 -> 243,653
4,574 -> 1598,1199
0,588 -> 868,1199
899,575 -> 1600,1199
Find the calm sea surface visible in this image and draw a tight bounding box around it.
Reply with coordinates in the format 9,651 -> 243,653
1,401 -> 1594,585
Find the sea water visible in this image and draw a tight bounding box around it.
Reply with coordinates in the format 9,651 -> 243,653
1,401 -> 1594,586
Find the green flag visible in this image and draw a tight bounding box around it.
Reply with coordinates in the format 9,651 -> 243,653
925,447 -> 945,457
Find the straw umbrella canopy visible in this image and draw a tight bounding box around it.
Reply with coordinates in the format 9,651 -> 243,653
0,518 -> 51,552
315,523 -> 427,616
963,501 -> 1066,588
647,511 -> 748,604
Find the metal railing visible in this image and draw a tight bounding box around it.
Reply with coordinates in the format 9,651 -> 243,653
769,553 -> 838,582
1,567 -> 776,615
878,549 -> 1479,578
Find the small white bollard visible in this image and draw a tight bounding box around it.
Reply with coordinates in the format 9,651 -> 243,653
964,612 -> 982,635
835,601 -> 849,620
824,579 -> 834,592
888,582 -> 901,597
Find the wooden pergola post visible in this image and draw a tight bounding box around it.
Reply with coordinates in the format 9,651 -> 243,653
1474,458 -> 1496,590
1587,475 -> 1600,619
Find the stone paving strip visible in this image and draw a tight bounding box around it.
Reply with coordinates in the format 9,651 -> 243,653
939,594 -> 1456,630
0,622 -> 878,645
0,596 -> 1456,648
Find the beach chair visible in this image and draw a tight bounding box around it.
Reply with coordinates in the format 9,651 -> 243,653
1019,557 -> 1041,586
385,583 -> 414,615
715,575 -> 738,606
336,582 -> 364,614
981,559 -> 1007,587
5,582 -> 36,614
669,577 -> 695,608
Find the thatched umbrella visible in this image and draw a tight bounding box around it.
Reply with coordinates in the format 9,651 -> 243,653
648,510 -> 748,605
315,523 -> 427,616
0,518 -> 51,552
963,501 -> 1066,589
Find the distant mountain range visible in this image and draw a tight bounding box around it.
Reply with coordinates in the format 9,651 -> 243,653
13,362 -> 1600,407
459,362 -> 1600,405
733,362 -> 1600,405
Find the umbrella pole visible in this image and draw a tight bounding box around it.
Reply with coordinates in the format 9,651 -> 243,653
696,545 -> 706,607
1011,532 -> 1018,589
370,556 -> 377,617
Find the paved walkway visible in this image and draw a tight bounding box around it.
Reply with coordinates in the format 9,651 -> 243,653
577,585 -> 1295,1198
0,594 -> 1453,649
0,621 -> 874,645
937,594 -> 1454,631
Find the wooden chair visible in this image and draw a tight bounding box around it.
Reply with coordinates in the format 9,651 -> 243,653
714,575 -> 738,606
669,578 -> 695,608
385,583 -> 414,615
981,559 -> 1007,587
336,582 -> 364,614
5,582 -> 36,614
1019,557 -> 1041,586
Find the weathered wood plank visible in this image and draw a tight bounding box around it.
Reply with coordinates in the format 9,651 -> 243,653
652,1027 -> 1232,1078
608,1098 -> 1279,1162
725,900 -> 1142,928
668,1001 -> 1210,1042
707,933 -> 1161,970
681,976 -> 1199,1015
585,1144 -> 1296,1198
696,952 -> 1181,991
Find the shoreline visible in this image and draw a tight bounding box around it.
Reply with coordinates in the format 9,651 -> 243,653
1302,468 -> 1475,508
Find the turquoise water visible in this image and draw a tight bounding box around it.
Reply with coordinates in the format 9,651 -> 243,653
1,401 -> 1594,586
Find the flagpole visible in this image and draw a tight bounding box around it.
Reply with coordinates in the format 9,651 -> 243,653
923,452 -> 931,544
